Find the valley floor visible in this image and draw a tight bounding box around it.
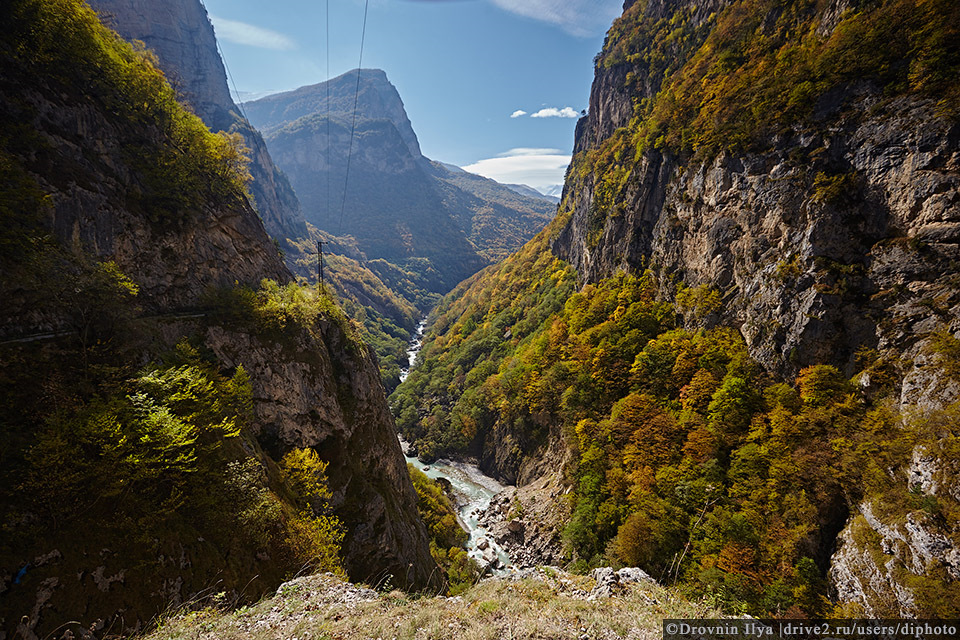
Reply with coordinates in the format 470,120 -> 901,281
146,568 -> 719,640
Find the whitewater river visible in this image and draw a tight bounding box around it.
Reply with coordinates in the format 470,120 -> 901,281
398,319 -> 426,383
398,318 -> 513,573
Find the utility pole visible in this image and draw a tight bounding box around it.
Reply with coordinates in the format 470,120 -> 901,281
317,239 -> 327,294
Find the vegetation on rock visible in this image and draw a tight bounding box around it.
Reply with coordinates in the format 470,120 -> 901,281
408,465 -> 481,595
394,220 -> 960,615
572,0 -> 960,246
2,0 -> 255,227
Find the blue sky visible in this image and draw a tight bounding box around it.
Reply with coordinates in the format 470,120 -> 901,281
200,0 -> 623,192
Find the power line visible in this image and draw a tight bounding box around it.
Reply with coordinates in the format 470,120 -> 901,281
325,0 -> 330,227
337,0 -> 370,235
199,0 -> 249,123
220,39 -> 249,123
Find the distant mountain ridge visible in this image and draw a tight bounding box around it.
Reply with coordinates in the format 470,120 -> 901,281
504,183 -> 561,203
245,69 -> 421,158
247,69 -> 555,290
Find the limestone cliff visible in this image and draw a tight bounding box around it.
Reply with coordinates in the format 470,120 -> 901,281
202,319 -> 438,590
551,0 -> 960,616
245,69 -> 422,159
0,2 -> 438,637
89,0 -> 307,240
556,0 -> 960,390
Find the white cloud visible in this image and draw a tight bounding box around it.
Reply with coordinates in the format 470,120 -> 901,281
463,148 -> 571,191
232,89 -> 283,103
530,106 -> 579,118
210,16 -> 297,50
488,0 -> 623,37
510,109 -> 528,118
497,148 -> 564,157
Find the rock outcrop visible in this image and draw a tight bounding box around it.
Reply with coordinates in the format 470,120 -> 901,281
89,0 -> 307,240
203,320 -> 439,590
830,501 -> 960,616
478,471 -> 570,570
0,13 -> 288,322
557,65 -> 960,393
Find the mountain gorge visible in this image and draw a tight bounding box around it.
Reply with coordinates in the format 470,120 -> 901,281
393,0 -> 960,618
5,0 -> 960,635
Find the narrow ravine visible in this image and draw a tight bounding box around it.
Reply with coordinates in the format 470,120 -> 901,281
397,317 -> 514,574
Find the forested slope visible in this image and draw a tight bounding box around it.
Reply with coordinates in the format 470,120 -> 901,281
393,0 -> 960,617
0,2 -> 438,637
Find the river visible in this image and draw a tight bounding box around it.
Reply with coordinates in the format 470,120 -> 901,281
398,317 -> 513,573
402,445 -> 513,573
398,319 -> 426,383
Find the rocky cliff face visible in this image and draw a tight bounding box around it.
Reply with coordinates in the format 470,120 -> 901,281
202,319 -> 439,590
89,0 -> 307,240
551,0 -> 960,617
0,3 -> 438,636
0,26 -> 288,321
830,500 -> 960,616
557,0 -> 960,389
245,69 -> 422,159
557,94 -> 960,392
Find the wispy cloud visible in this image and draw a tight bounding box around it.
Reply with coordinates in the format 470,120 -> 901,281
488,0 -> 622,37
463,148 -> 570,191
497,148 -> 564,157
510,109 -> 528,118
210,16 -> 296,50
232,89 -> 283,103
530,106 -> 579,118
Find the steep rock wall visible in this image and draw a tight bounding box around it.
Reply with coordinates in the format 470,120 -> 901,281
0,46 -> 288,322
89,0 -> 307,239
2,35 -> 438,586
557,96 -> 960,390
551,0 -> 960,616
0,4 -> 439,635
203,319 -> 439,590
555,1 -> 960,393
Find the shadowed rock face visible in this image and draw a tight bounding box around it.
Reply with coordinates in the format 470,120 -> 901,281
0,5 -> 440,634
89,0 -> 307,240
202,320 -> 441,593
79,0 -> 443,590
0,49 -> 289,318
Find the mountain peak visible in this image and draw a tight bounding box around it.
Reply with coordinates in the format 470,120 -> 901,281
245,68 -> 421,158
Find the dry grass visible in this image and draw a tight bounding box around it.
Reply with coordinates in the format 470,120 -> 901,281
146,569 -> 721,640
